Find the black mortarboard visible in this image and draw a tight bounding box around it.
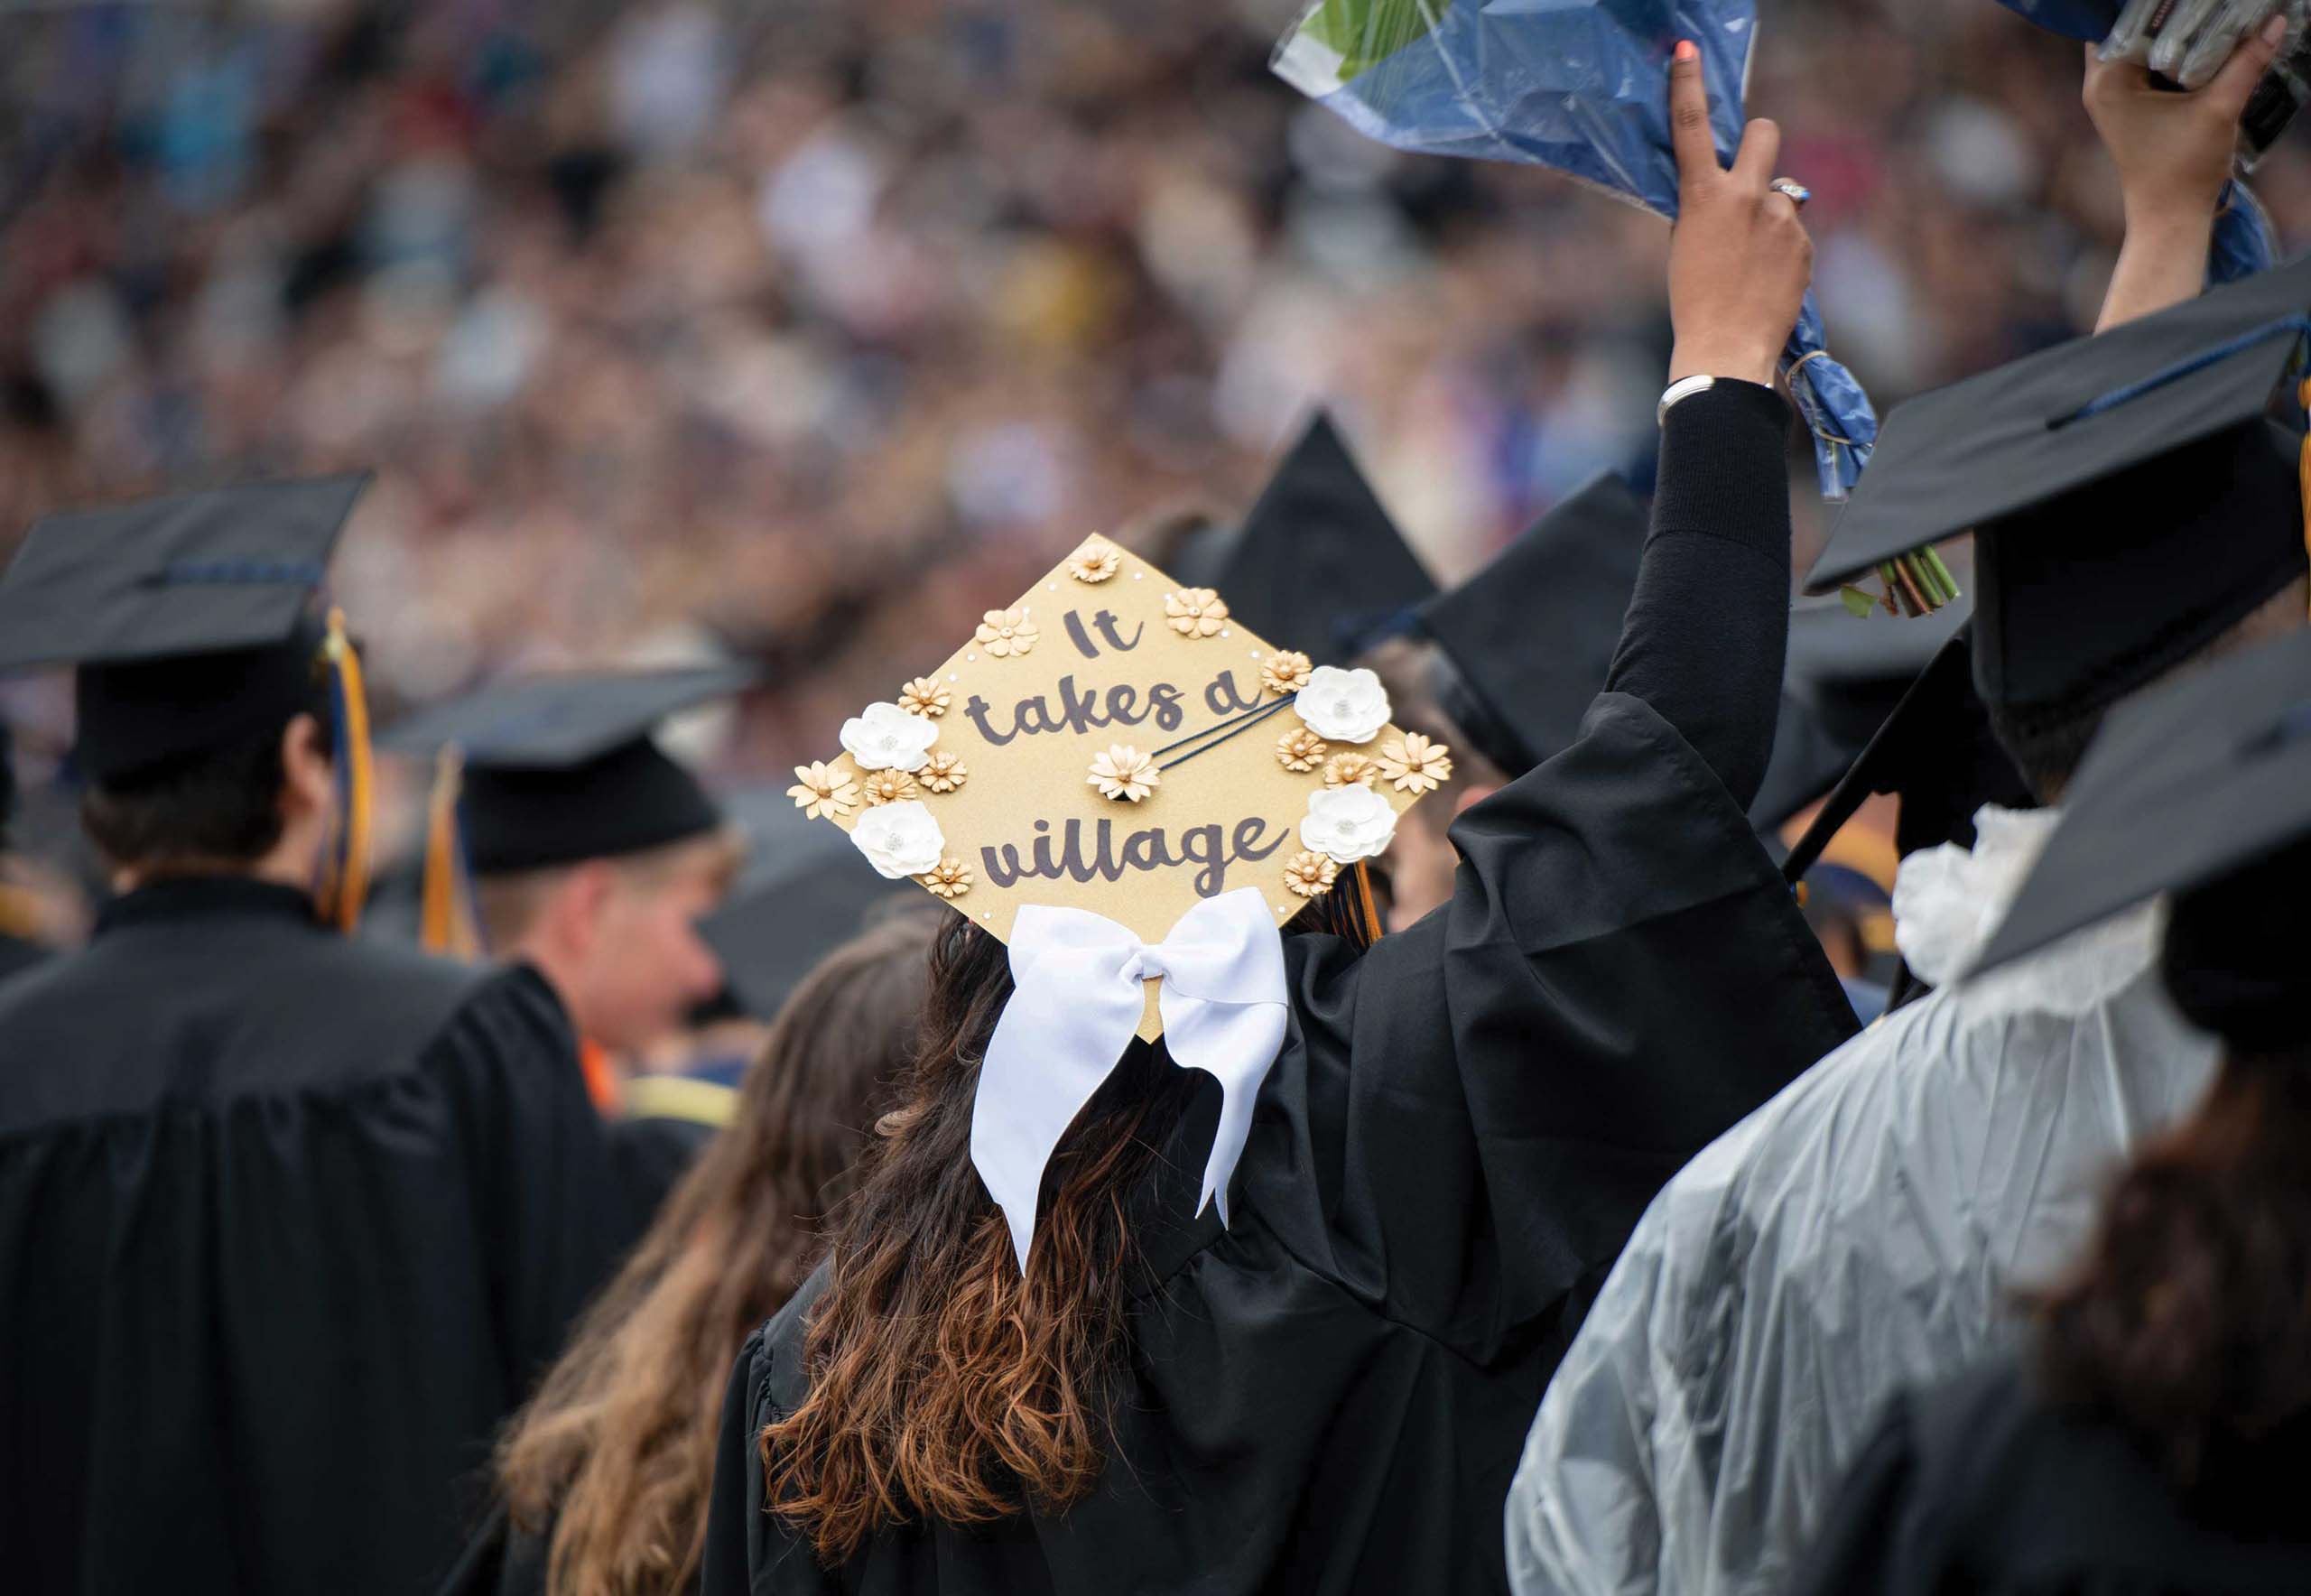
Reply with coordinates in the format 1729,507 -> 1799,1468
0,475 -> 371,783
1166,411 -> 1436,665
382,665 -> 750,873
1411,471 -> 1646,778
1972,631 -> 2311,1029
1779,626 -> 2035,885
700,789 -> 912,1021
1749,596 -> 1972,831
1805,255 -> 2311,734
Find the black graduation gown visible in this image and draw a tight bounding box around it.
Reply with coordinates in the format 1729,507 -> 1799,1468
1792,1356 -> 2311,1595
0,876 -> 627,1596
0,929 -> 44,986
700,689 -> 1861,1596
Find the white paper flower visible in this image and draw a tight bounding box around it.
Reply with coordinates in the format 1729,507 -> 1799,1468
1295,665 -> 1391,745
1299,784 -> 1397,865
840,701 -> 940,772
851,800 -> 948,880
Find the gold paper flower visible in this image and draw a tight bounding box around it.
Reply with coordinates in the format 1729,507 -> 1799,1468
862,769 -> 920,806
1067,535 -> 1122,584
1322,752 -> 1380,790
788,761 -> 859,821
1260,650 -> 1313,697
898,676 -> 952,718
1087,745 -> 1161,803
973,608 -> 1040,658
919,858 -> 973,898
1165,588 -> 1230,639
1283,850 -> 1341,898
1378,732 -> 1454,795
1275,726 -> 1329,773
919,750 -> 969,793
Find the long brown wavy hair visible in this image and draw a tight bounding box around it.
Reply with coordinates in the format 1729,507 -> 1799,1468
2035,1041 -> 2311,1487
762,911 -> 1210,1564
495,908 -> 937,1595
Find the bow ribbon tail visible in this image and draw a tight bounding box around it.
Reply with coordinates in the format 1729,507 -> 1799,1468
972,909 -> 1146,1272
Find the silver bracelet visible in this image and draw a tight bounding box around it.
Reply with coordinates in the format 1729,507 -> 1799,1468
1656,374 -> 1718,428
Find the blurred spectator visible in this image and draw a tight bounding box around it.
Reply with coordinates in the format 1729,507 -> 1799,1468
5,0 -> 2308,801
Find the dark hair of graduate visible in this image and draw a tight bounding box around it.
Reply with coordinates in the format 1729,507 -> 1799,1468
766,884 -> 1380,1561
80,693 -> 334,870
496,908 -> 937,1594
2031,1040 -> 2311,1487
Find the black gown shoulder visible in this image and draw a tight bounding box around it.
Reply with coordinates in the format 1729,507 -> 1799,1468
1793,1355 -> 2311,1595
0,877 -> 626,1596
700,693 -> 1858,1596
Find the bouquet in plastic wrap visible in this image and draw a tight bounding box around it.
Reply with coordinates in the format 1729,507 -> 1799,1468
1271,0 -> 1957,616
2000,0 -> 2309,281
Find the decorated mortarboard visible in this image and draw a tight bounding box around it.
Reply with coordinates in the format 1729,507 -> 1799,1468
0,474 -> 379,928
1778,626 -> 2034,888
1749,595 -> 1972,833
382,664 -> 751,877
1164,412 -> 1436,666
701,787 -> 913,1022
1805,255 -> 2311,732
1972,629 -> 2311,1005
1412,471 -> 1646,779
793,533 -> 1446,1266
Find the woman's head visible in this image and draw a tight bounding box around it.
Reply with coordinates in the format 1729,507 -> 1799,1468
761,909 -> 1201,1564
2033,840 -> 2311,1487
497,906 -> 938,1595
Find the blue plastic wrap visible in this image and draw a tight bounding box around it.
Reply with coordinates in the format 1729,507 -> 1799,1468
1993,0 -> 2279,281
1271,0 -> 1877,498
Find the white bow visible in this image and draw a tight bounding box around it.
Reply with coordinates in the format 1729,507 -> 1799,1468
971,887 -> 1289,1272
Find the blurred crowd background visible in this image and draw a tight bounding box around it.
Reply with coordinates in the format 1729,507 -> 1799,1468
5,0 -> 2308,827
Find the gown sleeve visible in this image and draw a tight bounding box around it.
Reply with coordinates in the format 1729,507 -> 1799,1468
441,965 -> 628,1396
1248,385 -> 1859,1366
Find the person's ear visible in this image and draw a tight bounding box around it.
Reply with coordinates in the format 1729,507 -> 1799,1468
555,861 -> 618,957
1451,780 -> 1502,818
277,712 -> 334,825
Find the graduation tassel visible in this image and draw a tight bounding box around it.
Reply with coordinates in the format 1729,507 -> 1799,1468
312,608 -> 375,934
419,746 -> 483,959
1349,859 -> 1385,950
2297,376 -> 2311,618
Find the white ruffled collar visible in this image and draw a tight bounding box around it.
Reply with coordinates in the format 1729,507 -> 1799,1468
1891,804 -> 2163,1010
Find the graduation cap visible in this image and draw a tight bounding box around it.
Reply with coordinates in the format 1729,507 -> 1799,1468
383,664 -> 751,880
1165,412 -> 1436,666
1749,594 -> 1973,832
1780,626 -> 2036,888
796,530 -> 1447,1267
1409,471 -> 1646,779
1971,628 -> 2311,1047
0,475 -> 373,784
1805,254 -> 2311,735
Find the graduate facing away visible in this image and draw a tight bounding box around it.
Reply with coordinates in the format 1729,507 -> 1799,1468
0,477 -> 626,1596
695,54 -> 1858,1596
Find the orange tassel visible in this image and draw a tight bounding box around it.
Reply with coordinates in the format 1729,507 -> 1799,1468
420,746 -> 480,959
2298,376 -> 2311,617
1351,859 -> 1385,948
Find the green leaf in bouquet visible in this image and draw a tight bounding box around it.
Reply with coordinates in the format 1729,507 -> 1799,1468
1298,0 -> 1447,81
1839,585 -> 1879,619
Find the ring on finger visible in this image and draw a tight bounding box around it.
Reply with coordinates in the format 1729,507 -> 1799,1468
1768,178 -> 1811,209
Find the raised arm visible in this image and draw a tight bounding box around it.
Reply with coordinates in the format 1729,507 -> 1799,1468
1602,42 -> 1814,810
2086,17 -> 2285,332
